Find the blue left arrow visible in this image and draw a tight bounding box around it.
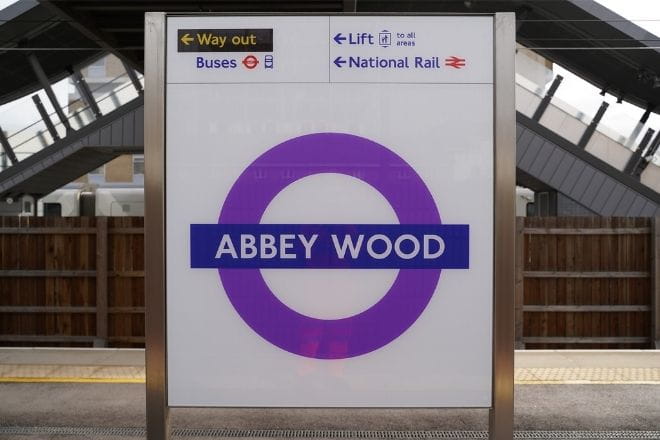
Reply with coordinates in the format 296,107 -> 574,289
333,33 -> 346,44
334,56 -> 346,68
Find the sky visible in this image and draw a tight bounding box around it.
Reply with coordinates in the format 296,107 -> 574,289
597,0 -> 660,36
0,0 -> 16,10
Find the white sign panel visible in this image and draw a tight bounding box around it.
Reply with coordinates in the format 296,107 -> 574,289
165,15 -> 494,407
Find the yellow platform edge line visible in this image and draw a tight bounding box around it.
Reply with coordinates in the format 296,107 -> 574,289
1,377 -> 659,384
516,380 -> 660,385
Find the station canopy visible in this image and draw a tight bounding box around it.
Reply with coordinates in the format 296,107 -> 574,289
1,0 -> 660,113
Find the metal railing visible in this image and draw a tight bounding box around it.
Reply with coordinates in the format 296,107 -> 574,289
516,48 -> 660,168
0,58 -> 143,172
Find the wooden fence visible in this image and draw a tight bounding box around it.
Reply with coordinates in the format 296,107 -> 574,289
1,216 -> 658,349
0,216 -> 144,347
516,217 -> 660,349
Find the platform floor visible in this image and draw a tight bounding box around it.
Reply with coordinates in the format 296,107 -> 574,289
0,349 -> 659,439
2,348 -> 659,385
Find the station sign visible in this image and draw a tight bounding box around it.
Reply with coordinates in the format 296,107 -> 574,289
163,15 -> 497,408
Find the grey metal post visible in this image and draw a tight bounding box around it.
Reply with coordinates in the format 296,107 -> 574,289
624,128 -> 654,175
640,106 -> 653,124
110,93 -> 121,109
36,130 -> 48,148
32,94 -> 60,141
653,217 -> 660,349
145,11 -> 170,440
532,74 -> 563,121
122,60 -> 144,95
625,105 -> 653,148
490,12 -> 516,440
577,101 -> 609,148
95,217 -> 108,347
72,110 -> 84,128
27,53 -> 73,132
633,131 -> 660,179
642,134 -> 660,163
72,70 -> 102,118
0,127 -> 18,165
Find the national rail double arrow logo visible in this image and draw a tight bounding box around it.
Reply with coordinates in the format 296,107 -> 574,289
444,56 -> 466,69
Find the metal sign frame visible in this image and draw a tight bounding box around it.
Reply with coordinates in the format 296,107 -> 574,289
145,11 -> 515,440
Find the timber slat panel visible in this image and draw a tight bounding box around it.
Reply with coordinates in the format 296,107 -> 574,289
524,271 -> 650,278
1,216 -> 656,349
524,227 -> 650,235
0,270 -> 146,277
108,217 -> 144,348
523,305 -> 651,312
0,270 -> 96,277
522,337 -> 650,344
0,306 -> 96,313
521,216 -> 654,349
0,228 -> 97,234
0,216 -> 144,348
0,335 -> 98,343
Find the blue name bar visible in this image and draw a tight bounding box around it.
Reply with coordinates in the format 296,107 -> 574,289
190,224 -> 469,269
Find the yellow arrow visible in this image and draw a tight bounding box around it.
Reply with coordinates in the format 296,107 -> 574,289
180,33 -> 194,45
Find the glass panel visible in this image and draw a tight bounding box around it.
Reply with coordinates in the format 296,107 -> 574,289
514,46 -> 555,119
1,90 -> 53,144
551,64 -> 660,161
550,65 -> 601,124
96,76 -> 139,115
645,113 -> 660,165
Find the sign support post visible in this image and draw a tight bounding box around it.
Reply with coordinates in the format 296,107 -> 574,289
145,11 -> 170,440
145,11 -> 515,440
490,12 -> 516,440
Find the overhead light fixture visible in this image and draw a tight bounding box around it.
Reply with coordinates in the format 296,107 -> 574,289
599,87 -> 607,96
617,95 -> 624,104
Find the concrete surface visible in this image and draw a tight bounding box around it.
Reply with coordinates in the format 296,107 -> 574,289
515,350 -> 660,368
3,348 -> 659,368
1,382 -> 659,431
0,349 -> 659,438
0,347 -> 144,366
